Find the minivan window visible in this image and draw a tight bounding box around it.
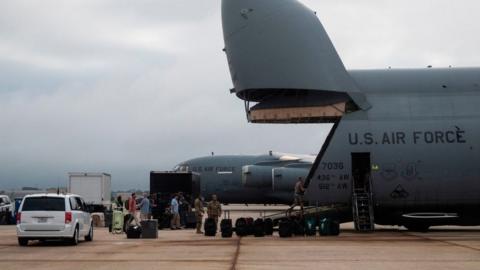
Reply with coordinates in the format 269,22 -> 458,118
22,197 -> 65,211
74,197 -> 84,211
70,197 -> 78,210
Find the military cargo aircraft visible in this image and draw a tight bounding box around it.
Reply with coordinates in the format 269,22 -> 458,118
174,152 -> 313,204
221,0 -> 480,231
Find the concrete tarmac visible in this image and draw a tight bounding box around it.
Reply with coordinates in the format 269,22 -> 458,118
1,223 -> 480,270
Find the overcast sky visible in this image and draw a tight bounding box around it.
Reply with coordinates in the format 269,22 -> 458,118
1,0 -> 479,190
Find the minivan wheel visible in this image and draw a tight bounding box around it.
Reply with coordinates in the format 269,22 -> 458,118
70,227 -> 79,245
85,223 -> 93,241
18,238 -> 28,246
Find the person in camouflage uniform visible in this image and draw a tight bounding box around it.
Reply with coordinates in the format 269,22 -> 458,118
194,195 -> 205,234
207,194 -> 222,226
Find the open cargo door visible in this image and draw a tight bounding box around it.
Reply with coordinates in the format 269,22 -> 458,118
222,0 -> 369,123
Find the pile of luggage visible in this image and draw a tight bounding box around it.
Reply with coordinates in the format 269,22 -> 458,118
126,219 -> 159,239
203,215 -> 340,238
204,216 -> 274,238
278,217 -> 340,237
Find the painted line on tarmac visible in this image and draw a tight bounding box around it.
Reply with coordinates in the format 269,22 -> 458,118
230,237 -> 241,270
403,232 -> 480,252
0,259 -> 231,263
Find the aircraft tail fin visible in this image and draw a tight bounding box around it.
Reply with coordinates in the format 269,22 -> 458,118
222,0 -> 369,123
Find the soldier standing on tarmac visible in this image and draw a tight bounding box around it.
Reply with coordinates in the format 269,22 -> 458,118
293,177 -> 305,216
207,194 -> 222,226
194,195 -> 205,234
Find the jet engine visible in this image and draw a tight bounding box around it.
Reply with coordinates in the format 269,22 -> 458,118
242,164 -> 309,191
241,165 -> 272,188
272,167 -> 309,192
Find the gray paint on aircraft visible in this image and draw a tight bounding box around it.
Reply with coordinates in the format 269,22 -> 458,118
174,153 -> 311,204
221,0 -> 480,227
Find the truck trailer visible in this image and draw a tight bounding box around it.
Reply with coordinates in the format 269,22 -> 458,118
68,172 -> 112,211
150,171 -> 200,229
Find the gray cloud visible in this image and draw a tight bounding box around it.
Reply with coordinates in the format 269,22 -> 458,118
0,0 -> 478,190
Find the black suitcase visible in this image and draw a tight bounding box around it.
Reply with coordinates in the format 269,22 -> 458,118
204,218 -> 217,236
319,218 -> 340,236
279,220 -> 292,238
245,217 -> 254,235
292,218 -> 305,236
186,211 -> 197,229
330,220 -> 340,236
220,219 -> 233,238
104,210 -> 113,229
126,225 -> 142,239
304,217 -> 317,236
253,218 -> 265,237
264,218 -> 274,236
140,220 -> 158,239
235,218 -> 248,237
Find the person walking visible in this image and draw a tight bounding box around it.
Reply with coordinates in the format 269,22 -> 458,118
170,194 -> 181,230
293,177 -> 305,215
127,193 -> 139,226
207,194 -> 222,226
194,195 -> 205,234
138,193 -> 150,221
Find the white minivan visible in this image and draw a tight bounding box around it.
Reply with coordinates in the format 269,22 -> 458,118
16,194 -> 93,246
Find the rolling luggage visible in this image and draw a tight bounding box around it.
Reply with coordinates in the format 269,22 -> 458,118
264,218 -> 274,236
104,210 -> 113,229
319,218 -> 340,236
220,219 -> 233,238
204,218 -> 217,236
278,219 -> 292,238
112,210 -> 124,234
186,211 -> 197,229
304,217 -> 317,236
330,220 -> 340,236
140,219 -> 158,239
245,217 -> 254,235
253,218 -> 265,237
235,218 -> 248,237
292,218 -> 305,236
126,225 -> 142,239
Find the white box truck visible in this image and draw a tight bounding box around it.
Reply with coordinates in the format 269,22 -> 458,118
68,173 -> 111,207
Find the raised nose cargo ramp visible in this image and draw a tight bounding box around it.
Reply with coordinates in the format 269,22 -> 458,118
222,0 -> 370,123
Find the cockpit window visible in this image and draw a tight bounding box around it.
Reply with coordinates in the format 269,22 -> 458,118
174,165 -> 189,172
